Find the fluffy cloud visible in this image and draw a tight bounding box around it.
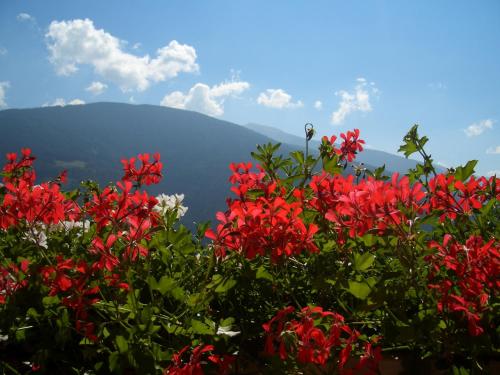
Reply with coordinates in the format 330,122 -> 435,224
85,81 -> 108,95
43,98 -> 85,107
486,170 -> 500,177
314,100 -> 322,110
161,80 -> 250,116
0,81 -> 10,108
17,13 -> 35,22
257,89 -> 303,109
486,146 -> 500,154
46,19 -> 198,92
68,99 -> 85,105
464,119 -> 494,137
331,78 -> 377,125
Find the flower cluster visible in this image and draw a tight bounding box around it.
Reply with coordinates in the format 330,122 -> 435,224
0,149 -> 80,230
2,148 -> 36,185
263,306 -> 381,373
428,174 -> 498,221
426,234 -> 500,336
0,260 -> 29,304
86,177 -> 159,262
310,172 -> 426,239
321,128 -> 365,163
1,150 -> 165,343
155,193 -> 188,219
206,163 -> 318,262
164,344 -> 234,375
41,256 -> 100,341
121,152 -> 163,186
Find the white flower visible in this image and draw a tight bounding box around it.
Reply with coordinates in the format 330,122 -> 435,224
23,226 -> 48,248
55,220 -> 91,233
23,220 -> 90,248
154,193 -> 188,219
216,326 -> 240,337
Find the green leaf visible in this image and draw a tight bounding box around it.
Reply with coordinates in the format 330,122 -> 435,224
220,317 -> 235,327
147,276 -> 158,290
15,329 -> 26,342
108,351 -> 120,372
398,140 -> 418,158
170,286 -> 185,301
103,327 -> 111,338
157,276 -> 175,295
398,124 -> 419,158
209,274 -> 223,288
256,266 -> 274,282
42,295 -> 60,306
353,252 -> 375,272
453,160 -> 478,181
215,278 -> 236,293
320,241 -> 336,253
452,366 -> 470,375
322,156 -> 341,175
290,151 -> 305,164
191,319 -> 215,335
115,335 -> 128,354
366,164 -> 388,180
348,277 -> 377,300
361,234 -> 376,247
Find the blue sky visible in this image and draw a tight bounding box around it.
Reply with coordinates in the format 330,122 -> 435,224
0,0 -> 499,175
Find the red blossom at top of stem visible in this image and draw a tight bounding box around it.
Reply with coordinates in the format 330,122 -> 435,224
121,152 -> 163,186
321,129 -> 365,163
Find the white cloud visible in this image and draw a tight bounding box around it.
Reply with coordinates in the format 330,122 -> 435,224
17,13 -> 35,22
486,146 -> 500,155
0,81 -> 10,108
257,89 -> 303,109
331,78 -> 377,125
68,99 -> 85,105
42,98 -> 85,107
486,170 -> 500,177
85,81 -> 108,95
132,42 -> 141,50
314,100 -> 322,110
160,79 -> 250,116
46,19 -> 198,92
464,119 -> 494,137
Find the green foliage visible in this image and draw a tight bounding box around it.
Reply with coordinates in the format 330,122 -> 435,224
0,124 -> 498,374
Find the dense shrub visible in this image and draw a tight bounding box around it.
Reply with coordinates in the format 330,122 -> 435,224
0,125 -> 498,374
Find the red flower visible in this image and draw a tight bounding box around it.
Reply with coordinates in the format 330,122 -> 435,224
310,172 -> 427,239
121,152 -> 163,186
427,235 -> 499,336
0,260 -> 30,304
339,129 -> 365,162
263,306 -> 382,371
207,163 -> 318,262
164,344 -> 234,375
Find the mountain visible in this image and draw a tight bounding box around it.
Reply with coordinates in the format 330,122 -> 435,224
0,103 -> 299,226
244,123 -> 421,173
